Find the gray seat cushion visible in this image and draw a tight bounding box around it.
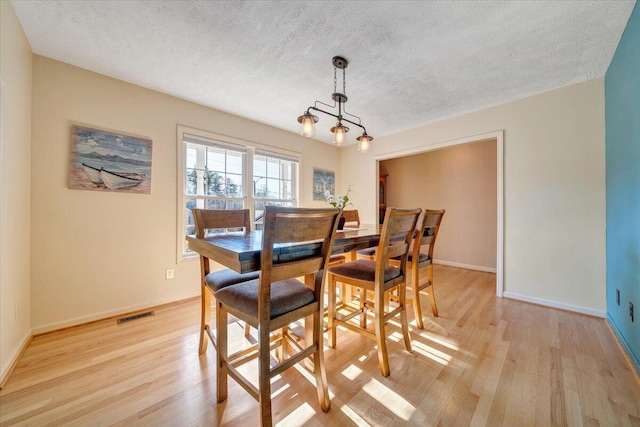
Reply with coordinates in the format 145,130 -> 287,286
356,247 -> 376,257
328,260 -> 401,283
205,268 -> 260,293
215,278 -> 316,319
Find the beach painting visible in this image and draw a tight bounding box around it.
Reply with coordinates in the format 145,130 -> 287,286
312,168 -> 335,200
69,125 -> 152,194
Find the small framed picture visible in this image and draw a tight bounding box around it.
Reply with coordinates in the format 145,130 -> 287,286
313,168 -> 335,200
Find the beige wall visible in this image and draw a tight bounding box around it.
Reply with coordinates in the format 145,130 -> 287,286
381,139 -> 497,270
30,56 -> 341,332
342,79 -> 606,315
0,1 -> 33,381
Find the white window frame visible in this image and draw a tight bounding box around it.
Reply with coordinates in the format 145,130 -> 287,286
176,125 -> 300,261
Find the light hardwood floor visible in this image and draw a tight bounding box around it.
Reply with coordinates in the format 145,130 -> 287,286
1,265 -> 639,426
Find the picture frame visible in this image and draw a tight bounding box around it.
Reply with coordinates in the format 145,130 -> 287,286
312,168 -> 335,200
69,124 -> 153,194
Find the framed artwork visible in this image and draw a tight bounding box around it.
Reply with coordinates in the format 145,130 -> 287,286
69,124 -> 153,194
312,168 -> 335,200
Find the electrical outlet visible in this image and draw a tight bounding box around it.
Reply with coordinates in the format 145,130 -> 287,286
616,289 -> 620,305
630,302 -> 634,322
165,269 -> 174,280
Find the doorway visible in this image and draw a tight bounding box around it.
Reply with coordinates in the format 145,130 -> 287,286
374,130 -> 504,296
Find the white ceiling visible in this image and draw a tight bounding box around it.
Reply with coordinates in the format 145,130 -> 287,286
11,0 -> 636,146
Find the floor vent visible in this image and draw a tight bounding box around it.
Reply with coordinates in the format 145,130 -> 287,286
117,311 -> 154,325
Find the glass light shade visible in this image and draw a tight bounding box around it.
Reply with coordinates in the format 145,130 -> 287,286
297,112 -> 318,138
331,123 -> 349,146
356,133 -> 373,153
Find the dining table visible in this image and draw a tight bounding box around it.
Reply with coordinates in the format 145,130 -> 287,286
186,224 -> 381,274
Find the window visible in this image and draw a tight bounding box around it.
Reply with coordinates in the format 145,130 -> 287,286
253,150 -> 297,229
177,126 -> 299,258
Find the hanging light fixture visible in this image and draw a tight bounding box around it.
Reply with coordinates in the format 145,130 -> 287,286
297,56 -> 374,153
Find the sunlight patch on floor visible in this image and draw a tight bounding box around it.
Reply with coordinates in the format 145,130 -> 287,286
271,382 -> 290,399
418,331 -> 459,351
412,340 -> 452,365
339,403 -> 371,426
341,364 -> 363,380
363,378 -> 416,421
278,402 -> 316,425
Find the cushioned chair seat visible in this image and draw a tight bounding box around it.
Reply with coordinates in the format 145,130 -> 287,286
215,278 -> 316,319
356,247 -> 376,257
392,252 -> 431,264
205,269 -> 260,293
328,260 -> 401,284
329,254 -> 347,264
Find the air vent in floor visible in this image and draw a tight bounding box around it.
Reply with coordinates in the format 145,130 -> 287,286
117,311 -> 154,325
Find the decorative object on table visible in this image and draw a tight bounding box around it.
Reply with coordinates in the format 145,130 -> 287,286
325,185 -> 352,230
69,124 -> 152,194
297,56 -> 374,153
313,168 -> 335,200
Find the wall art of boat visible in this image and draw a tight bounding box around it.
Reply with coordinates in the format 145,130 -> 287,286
82,163 -> 146,190
82,163 -> 103,184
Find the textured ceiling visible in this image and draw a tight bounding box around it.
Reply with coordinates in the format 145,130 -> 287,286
11,0 -> 636,146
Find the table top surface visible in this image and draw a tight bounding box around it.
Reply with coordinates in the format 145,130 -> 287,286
186,225 -> 381,273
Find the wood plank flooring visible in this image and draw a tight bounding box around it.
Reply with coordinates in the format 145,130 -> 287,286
1,265 -> 639,426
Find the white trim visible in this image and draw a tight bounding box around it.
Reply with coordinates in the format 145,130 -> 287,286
374,130 -> 505,298
434,259 -> 496,273
503,292 -> 606,318
30,295 -> 199,335
0,330 -> 31,387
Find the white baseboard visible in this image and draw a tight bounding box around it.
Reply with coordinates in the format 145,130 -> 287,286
1,330 -> 32,388
31,294 -> 199,335
502,292 -> 606,318
434,259 -> 496,273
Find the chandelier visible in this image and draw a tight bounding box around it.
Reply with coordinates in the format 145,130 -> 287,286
297,56 -> 374,153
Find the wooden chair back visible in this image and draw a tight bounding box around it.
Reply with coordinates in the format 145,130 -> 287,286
259,206 -> 341,323
191,208 -> 251,279
342,209 -> 360,227
414,209 -> 445,264
375,207 -> 422,281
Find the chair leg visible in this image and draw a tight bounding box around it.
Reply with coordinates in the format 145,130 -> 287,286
244,322 -> 251,338
411,263 -> 425,329
312,310 -> 331,412
360,290 -> 368,328
427,265 -> 438,317
374,287 -> 390,377
216,301 -> 228,403
328,275 -> 337,348
258,323 -> 273,427
398,283 -> 413,353
199,285 -> 211,354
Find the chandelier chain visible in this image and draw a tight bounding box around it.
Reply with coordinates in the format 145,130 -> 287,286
343,67 -> 346,95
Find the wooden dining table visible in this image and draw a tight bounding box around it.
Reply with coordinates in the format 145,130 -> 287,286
186,225 -> 381,274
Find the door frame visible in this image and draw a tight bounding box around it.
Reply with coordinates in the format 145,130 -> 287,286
373,130 -> 504,297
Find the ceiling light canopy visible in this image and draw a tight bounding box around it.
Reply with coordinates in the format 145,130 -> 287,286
297,56 -> 374,153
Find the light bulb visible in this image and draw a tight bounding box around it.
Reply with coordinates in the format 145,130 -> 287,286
356,132 -> 373,153
297,112 -> 317,138
331,122 -> 349,146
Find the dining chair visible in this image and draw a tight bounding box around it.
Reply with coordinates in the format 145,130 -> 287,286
214,206 -> 341,427
327,207 -> 421,377
342,209 -> 360,228
191,209 -> 260,354
389,209 -> 445,328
